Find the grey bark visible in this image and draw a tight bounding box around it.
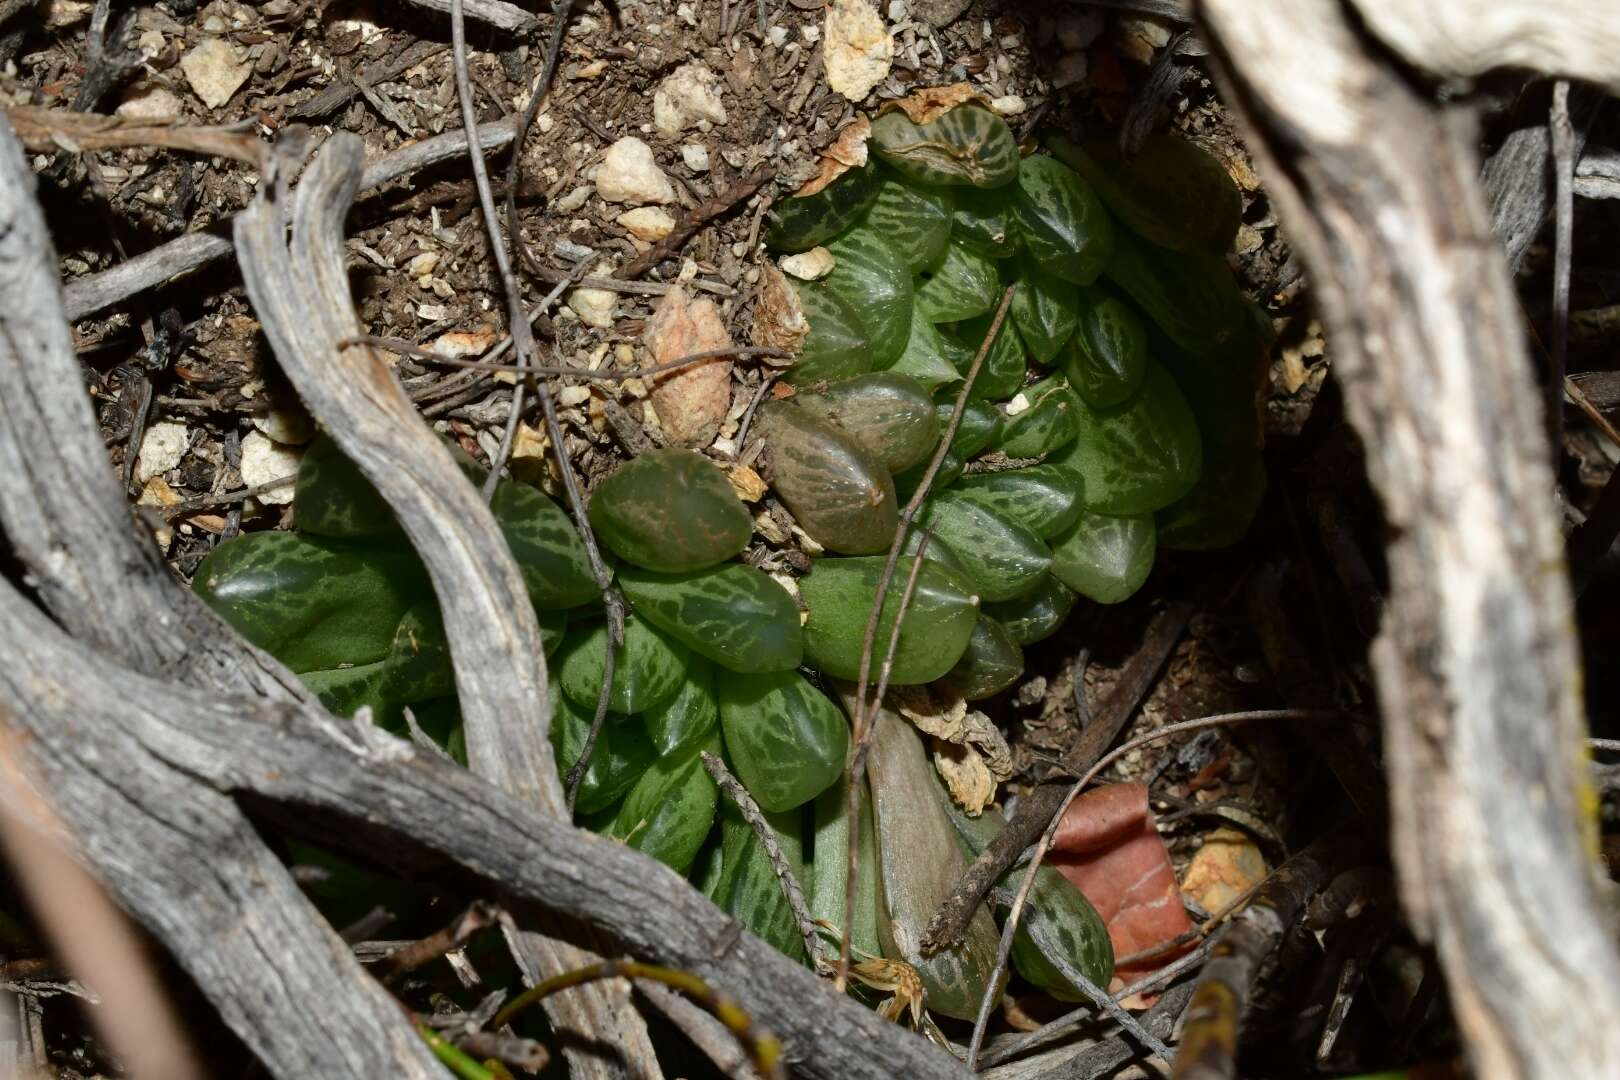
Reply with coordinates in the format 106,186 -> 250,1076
1197,2 -> 1620,1076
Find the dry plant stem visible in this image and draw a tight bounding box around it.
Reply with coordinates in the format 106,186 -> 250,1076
966,710 -> 1342,1069
0,580 -> 969,1079
1172,833 -> 1363,1080
5,105 -> 262,165
0,725 -> 203,1080
377,901 -> 497,986
1199,2 -> 1620,1075
445,3 -> 648,1068
0,117 -> 455,1078
0,120 -> 958,1080
493,959 -> 787,1080
836,284 -> 1016,989
701,753 -> 828,971
977,940 -> 1213,1070
235,133 -> 648,1078
924,602 -> 1192,953
1549,80 -> 1574,457
349,336 -> 789,379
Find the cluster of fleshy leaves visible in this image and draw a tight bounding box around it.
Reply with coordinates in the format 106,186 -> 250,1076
760,100 -> 1269,701
191,100 -> 1267,1022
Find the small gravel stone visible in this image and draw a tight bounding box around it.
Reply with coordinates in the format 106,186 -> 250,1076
568,285 -> 618,327
116,84 -> 183,122
680,143 -> 711,172
239,431 -> 301,504
136,421 -> 188,483
595,137 -> 677,205
780,248 -> 836,280
652,63 -> 728,138
618,206 -> 676,242
180,38 -> 251,109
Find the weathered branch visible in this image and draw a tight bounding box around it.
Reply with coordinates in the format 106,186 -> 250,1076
233,132 -> 655,1077
1197,2 -> 1620,1075
0,581 -> 970,1080
1346,1 -> 1620,91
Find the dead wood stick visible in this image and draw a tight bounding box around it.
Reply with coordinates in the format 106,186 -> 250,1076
0,581 -> 971,1080
921,601 -> 1192,952
5,105 -> 262,166
1198,1 -> 1620,1074
0,115 -> 449,1078
236,132 -> 653,1079
616,166 -> 775,281
1172,832 -> 1366,1080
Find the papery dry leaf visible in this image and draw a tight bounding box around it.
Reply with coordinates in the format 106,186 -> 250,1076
893,686 -> 1013,814
642,285 -> 733,448
726,463 -> 768,502
751,263 -> 809,361
876,82 -> 989,125
1049,781 -> 1195,989
930,738 -> 998,815
824,0 -> 892,103
796,117 -> 871,197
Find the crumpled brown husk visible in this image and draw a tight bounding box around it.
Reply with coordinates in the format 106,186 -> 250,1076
796,116 -> 872,197
750,262 -> 809,363
890,685 -> 1014,815
874,82 -> 992,125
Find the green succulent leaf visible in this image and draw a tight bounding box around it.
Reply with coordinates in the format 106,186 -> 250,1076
915,242 -> 1001,324
766,158 -> 884,253
858,174 -> 953,273
947,801 -> 1114,998
939,615 -> 1024,701
811,776 -> 882,960
556,613 -> 690,715
606,737 -> 721,874
619,562 -> 803,674
1063,284 -> 1149,409
824,227 -> 915,369
759,402 -> 899,555
948,463 -> 1084,540
719,669 -> 850,812
870,103 -> 1019,189
641,660 -> 719,756
951,184 -> 1020,259
982,573 -> 1076,646
193,531 -> 427,673
711,803 -> 808,963
1012,155 -> 1114,286
800,555 -> 978,684
1048,510 -> 1156,603
1104,225 -> 1247,357
1010,261 -> 1080,363
893,449 -> 963,503
791,373 -> 940,475
588,449 -> 752,572
489,479 -> 599,610
378,601 -> 456,705
551,692 -> 658,815
998,375 -> 1082,459
917,491 -> 1052,602
945,313 -> 1026,403
939,396 -> 1005,459
1049,360 -> 1202,516
1047,132 -> 1241,258
294,433 -> 399,538
299,661 -> 394,722
1156,442 -> 1264,551
884,314 -> 968,392
865,703 -> 1001,1020
785,275 -> 873,385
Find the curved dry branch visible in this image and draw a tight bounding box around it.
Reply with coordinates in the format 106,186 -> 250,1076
0,581 -> 971,1080
233,132 -> 657,1075
1196,2 -> 1620,1075
1347,0 -> 1620,91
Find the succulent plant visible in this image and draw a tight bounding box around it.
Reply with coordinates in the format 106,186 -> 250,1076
192,97 -> 1268,1024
